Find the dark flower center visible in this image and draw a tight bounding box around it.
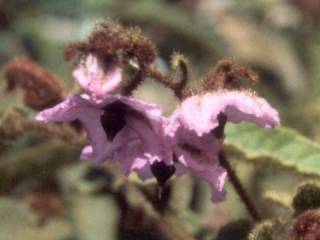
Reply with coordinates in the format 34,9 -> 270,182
151,161 -> 176,186
212,112 -> 227,139
100,101 -> 127,141
179,143 -> 202,157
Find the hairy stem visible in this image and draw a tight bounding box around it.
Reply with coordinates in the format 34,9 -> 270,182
105,163 -> 196,240
144,66 -> 194,100
219,151 -> 261,222
122,69 -> 145,96
145,67 -> 177,90
173,58 -> 188,99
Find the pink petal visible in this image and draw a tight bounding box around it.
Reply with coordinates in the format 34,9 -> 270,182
80,145 -> 93,160
173,130 -> 222,170
165,90 -> 280,203
73,54 -> 122,102
194,166 -> 228,203
37,93 -> 168,173
169,90 -> 280,137
136,165 -> 154,180
35,93 -> 96,122
96,94 -> 163,120
36,94 -> 110,165
110,112 -> 166,177
173,162 -> 227,203
171,129 -> 226,202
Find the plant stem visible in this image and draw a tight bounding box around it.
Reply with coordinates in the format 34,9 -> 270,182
219,151 -> 261,222
122,69 -> 145,96
145,67 -> 177,90
105,163 -> 196,240
173,56 -> 188,99
145,66 -> 194,100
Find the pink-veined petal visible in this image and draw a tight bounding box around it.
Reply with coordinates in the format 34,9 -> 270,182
169,90 -> 280,137
73,54 -> 122,102
193,166 -> 228,203
110,113 -> 166,177
36,94 -> 110,165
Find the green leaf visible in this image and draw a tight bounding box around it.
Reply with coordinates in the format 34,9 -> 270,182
225,123 -> 320,176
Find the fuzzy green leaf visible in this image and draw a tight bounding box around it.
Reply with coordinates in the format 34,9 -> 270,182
225,123 -> 320,176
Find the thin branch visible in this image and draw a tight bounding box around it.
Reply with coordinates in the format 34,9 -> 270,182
171,53 -> 189,99
145,66 -> 177,90
122,69 -> 145,96
104,163 -> 196,240
219,151 -> 262,222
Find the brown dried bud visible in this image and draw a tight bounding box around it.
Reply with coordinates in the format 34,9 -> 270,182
293,182 -> 320,213
64,42 -> 89,63
291,0 -> 320,24
293,210 -> 320,240
64,21 -> 157,67
126,27 -> 157,66
23,181 -> 64,223
3,56 -> 63,111
202,58 -> 258,91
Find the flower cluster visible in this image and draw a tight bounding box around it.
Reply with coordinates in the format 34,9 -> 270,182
36,24 -> 280,203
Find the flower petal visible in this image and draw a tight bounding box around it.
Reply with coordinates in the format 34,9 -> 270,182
80,145 -> 93,160
171,127 -> 226,202
79,94 -> 166,173
169,90 -> 280,137
73,54 -> 122,102
173,162 -> 227,203
110,113 -> 166,178
193,166 -> 228,203
36,94 -> 110,165
35,93 -> 93,123
166,89 -> 280,203
173,130 -> 222,171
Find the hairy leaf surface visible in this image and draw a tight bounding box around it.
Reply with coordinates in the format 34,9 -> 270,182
225,123 -> 320,176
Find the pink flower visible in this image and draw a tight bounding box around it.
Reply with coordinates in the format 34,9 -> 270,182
73,54 -> 122,103
36,93 -> 167,178
166,90 -> 280,202
36,87 -> 280,204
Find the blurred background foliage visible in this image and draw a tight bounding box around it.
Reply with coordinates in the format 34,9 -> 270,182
1,0 -> 320,239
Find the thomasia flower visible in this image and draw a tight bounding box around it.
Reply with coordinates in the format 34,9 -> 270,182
73,54 -> 122,103
166,90 -> 280,202
36,93 -> 167,179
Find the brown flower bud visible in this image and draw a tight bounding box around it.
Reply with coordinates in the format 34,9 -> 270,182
3,56 -> 63,110
202,59 -> 258,91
